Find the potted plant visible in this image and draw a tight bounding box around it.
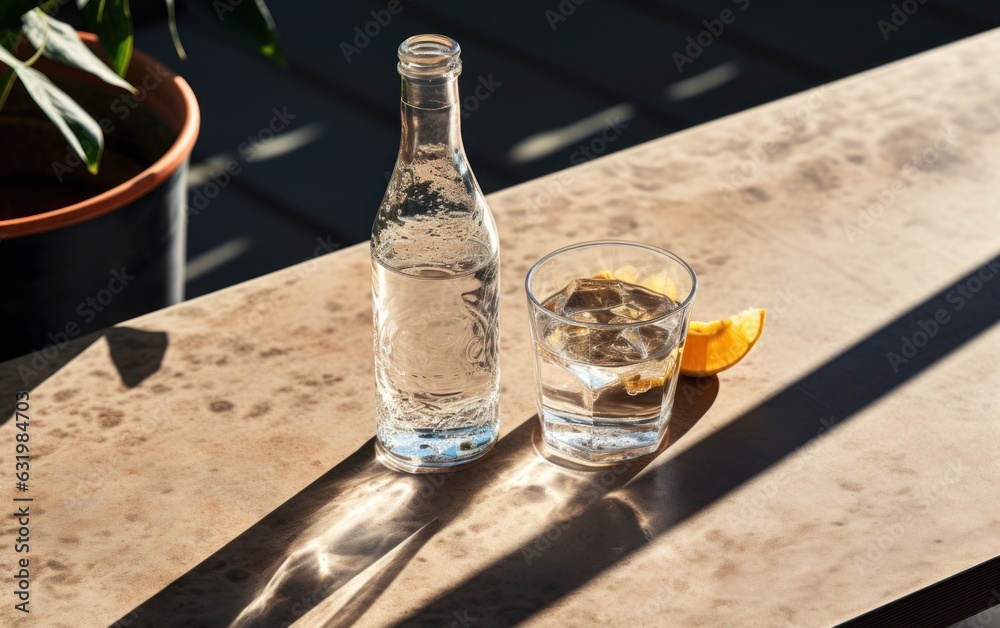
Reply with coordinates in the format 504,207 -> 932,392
0,1 -> 282,363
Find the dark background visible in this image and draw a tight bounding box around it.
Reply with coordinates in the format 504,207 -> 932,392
128,1 -> 1000,297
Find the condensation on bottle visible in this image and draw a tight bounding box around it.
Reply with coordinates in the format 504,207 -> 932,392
370,34 -> 500,473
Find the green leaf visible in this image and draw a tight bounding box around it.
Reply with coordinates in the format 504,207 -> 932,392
0,43 -> 104,173
186,0 -> 284,65
0,68 -> 17,112
22,10 -> 136,93
0,0 -> 39,32
163,0 -> 186,60
79,0 -> 133,76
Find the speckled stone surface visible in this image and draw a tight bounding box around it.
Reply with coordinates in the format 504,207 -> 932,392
3,30 -> 1000,627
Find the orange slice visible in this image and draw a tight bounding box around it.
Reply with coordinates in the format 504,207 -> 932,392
680,308 -> 766,377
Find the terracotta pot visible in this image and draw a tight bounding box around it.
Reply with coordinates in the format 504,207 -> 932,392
0,33 -> 199,363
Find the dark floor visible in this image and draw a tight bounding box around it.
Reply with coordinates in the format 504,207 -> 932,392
129,1 -> 1000,298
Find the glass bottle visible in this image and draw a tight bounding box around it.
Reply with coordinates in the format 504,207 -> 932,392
371,34 -> 500,473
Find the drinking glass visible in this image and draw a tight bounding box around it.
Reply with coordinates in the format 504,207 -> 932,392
526,241 -> 697,463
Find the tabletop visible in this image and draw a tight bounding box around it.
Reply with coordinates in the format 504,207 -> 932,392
3,28 -> 1000,628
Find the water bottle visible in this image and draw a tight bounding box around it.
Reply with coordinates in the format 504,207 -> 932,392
371,34 -> 500,473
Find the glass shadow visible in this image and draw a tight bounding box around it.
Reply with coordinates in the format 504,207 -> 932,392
115,377 -> 716,627
397,254 -> 1000,625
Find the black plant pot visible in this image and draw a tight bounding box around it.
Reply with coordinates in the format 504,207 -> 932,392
0,34 -> 199,364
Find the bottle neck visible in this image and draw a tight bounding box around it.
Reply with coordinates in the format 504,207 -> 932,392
398,77 -> 463,162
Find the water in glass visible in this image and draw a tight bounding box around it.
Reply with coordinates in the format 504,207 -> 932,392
535,277 -> 683,462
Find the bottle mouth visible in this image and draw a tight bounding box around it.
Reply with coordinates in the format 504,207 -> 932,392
398,34 -> 462,80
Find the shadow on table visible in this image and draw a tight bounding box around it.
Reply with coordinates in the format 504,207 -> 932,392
115,254 -> 999,627
114,378 -> 717,627
0,326 -> 168,426
395,255 -> 1000,625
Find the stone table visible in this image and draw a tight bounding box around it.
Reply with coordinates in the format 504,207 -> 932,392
3,28 -> 1000,628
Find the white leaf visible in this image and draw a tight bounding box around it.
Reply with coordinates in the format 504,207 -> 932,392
22,10 -> 136,94
0,43 -> 105,172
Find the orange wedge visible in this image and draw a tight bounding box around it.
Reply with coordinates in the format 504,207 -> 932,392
680,308 -> 766,377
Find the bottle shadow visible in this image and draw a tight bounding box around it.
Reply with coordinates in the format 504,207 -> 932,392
115,376 -> 717,627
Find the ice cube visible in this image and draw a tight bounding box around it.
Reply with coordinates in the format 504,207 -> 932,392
545,323 -> 590,360
568,311 -> 602,324
610,331 -> 644,361
584,328 -> 627,364
541,277 -> 680,364
620,327 -> 653,359
543,292 -> 568,315
549,277 -> 679,323
607,315 -> 637,325
560,278 -> 624,322
610,304 -> 650,320
615,281 -> 677,322
590,325 -> 674,364
564,361 -> 620,389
